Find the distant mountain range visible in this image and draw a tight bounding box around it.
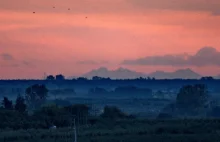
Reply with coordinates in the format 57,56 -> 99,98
215,75 -> 220,79
148,68 -> 202,79
82,67 -> 146,79
81,67 -> 204,79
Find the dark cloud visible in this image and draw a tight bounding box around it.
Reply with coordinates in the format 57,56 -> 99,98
0,53 -> 14,61
76,60 -> 109,65
0,0 -> 219,15
122,47 -> 220,67
128,0 -> 220,15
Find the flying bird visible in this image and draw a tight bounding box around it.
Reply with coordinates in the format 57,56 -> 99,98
53,7 -> 55,8
33,12 -> 35,14
68,8 -> 70,10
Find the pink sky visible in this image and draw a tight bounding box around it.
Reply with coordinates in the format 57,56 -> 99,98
0,0 -> 220,79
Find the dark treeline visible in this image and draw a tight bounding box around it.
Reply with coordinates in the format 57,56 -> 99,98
158,84 -> 220,119
0,98 -> 134,130
0,76 -> 219,87
1,83 -> 220,130
0,75 -> 217,81
1,76 -> 220,94
2,76 -> 220,142
0,84 -> 135,130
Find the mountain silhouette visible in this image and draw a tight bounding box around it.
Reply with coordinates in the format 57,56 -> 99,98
148,68 -> 202,79
81,67 -> 202,79
82,67 -> 145,79
215,74 -> 220,79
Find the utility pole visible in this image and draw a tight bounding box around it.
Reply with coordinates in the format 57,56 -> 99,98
43,72 -> 47,80
73,117 -> 77,142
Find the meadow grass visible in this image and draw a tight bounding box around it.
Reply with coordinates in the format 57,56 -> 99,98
1,119 -> 220,142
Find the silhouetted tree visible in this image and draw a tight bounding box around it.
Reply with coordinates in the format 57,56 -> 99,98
25,84 -> 48,110
33,104 -> 72,127
176,84 -> 210,110
137,77 -> 146,80
158,84 -> 211,118
55,74 -> 65,80
201,76 -> 214,80
1,97 -> 13,110
46,75 -> 55,80
15,94 -> 27,113
92,76 -> 102,80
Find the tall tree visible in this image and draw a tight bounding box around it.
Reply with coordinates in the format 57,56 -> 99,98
1,97 -> 13,110
158,84 -> 211,118
176,84 -> 209,109
46,75 -> 55,80
55,74 -> 65,81
15,94 -> 27,113
25,84 -> 48,110
175,84 -> 210,117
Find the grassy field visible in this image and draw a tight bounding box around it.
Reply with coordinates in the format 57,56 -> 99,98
1,119 -> 220,142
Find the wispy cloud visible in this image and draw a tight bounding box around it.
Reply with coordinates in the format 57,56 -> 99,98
0,53 -> 34,68
22,61 -> 34,67
122,47 -> 220,67
128,0 -> 220,15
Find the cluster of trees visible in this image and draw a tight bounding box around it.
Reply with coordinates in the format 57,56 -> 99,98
45,74 -> 218,81
1,95 -> 26,113
46,74 -> 65,81
1,84 -> 50,114
76,76 -> 216,81
0,103 -> 90,129
0,102 -> 134,130
0,83 -> 136,130
46,75 -> 156,81
158,84 -> 220,119
2,82 -> 220,130
25,84 -> 48,110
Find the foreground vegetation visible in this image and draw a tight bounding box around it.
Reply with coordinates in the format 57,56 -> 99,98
2,83 -> 220,141
1,119 -> 220,142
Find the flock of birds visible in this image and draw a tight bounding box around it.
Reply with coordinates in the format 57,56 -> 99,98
32,6 -> 88,19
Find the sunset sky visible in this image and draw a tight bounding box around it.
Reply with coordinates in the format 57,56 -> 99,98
0,0 -> 220,79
